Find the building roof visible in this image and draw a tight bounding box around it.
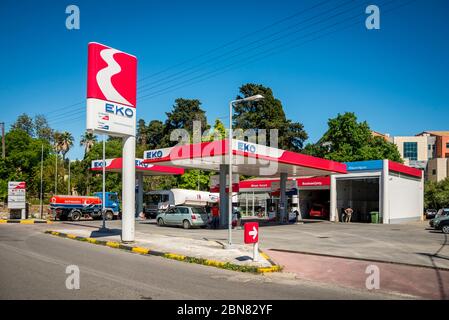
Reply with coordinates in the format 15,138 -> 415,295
416,131 -> 449,137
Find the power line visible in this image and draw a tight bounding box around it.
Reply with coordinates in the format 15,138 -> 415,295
136,0 -> 332,84
137,0 -> 411,102
137,0 -> 355,94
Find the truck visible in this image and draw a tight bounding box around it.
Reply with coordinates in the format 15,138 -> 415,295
49,192 -> 120,221
143,189 -> 219,219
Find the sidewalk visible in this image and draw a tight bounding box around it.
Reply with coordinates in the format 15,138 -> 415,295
267,249 -> 449,300
45,224 -> 278,272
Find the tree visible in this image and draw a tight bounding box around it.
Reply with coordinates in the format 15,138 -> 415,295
177,169 -> 211,191
11,113 -> 34,136
233,83 -> 308,151
146,120 -> 165,149
34,114 -> 53,142
80,132 -> 97,156
58,131 -> 74,161
162,98 -> 209,146
137,119 -> 148,148
206,119 -> 227,141
425,178 -> 449,209
304,112 -> 402,162
0,129 -> 52,199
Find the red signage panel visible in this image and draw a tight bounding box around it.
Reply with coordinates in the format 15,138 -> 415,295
244,222 -> 259,244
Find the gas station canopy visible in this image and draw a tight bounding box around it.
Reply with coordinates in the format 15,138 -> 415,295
91,158 -> 184,175
143,139 -> 346,177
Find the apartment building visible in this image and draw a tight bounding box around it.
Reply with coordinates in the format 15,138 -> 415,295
416,131 -> 449,182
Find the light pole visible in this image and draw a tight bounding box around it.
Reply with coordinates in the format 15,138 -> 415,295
227,94 -> 264,247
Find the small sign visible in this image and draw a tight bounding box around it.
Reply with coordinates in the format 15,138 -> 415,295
244,222 -> 259,244
8,181 -> 26,209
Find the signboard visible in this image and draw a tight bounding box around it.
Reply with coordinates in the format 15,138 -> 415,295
209,174 -> 239,193
345,160 -> 383,172
209,174 -> 239,188
270,180 -> 297,192
91,158 -> 152,170
86,42 -> 137,137
8,181 -> 26,209
244,222 -> 259,244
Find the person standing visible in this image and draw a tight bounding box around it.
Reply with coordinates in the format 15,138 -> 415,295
344,206 -> 353,223
211,204 -> 220,229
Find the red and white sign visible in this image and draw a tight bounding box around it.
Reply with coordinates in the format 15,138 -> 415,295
244,222 -> 259,244
8,181 -> 26,209
86,42 -> 137,137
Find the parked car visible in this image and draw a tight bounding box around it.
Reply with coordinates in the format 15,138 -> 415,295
309,204 -> 329,219
425,209 -> 438,220
429,208 -> 449,231
156,205 -> 208,229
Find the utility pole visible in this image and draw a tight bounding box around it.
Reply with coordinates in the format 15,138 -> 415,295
68,160 -> 71,195
40,144 -> 44,219
1,122 -> 5,159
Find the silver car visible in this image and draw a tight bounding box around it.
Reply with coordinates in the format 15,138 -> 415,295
156,206 -> 209,229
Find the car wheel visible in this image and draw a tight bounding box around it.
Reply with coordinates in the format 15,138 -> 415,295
157,218 -> 164,226
71,211 -> 81,221
183,220 -> 191,229
442,225 -> 449,234
105,211 -> 114,220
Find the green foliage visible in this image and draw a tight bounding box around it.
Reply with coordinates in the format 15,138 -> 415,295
11,113 -> 35,136
233,83 -> 308,152
177,170 -> 212,191
162,98 -> 210,146
425,178 -> 449,209
304,112 -> 402,162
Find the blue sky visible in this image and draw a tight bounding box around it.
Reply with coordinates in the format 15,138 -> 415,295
1,0 -> 448,160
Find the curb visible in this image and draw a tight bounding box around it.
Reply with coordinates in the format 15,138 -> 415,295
0,219 -> 53,224
44,230 -> 282,274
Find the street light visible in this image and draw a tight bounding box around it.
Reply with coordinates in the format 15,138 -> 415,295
227,94 -> 264,247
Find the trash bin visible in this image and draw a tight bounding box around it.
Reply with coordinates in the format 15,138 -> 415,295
370,211 -> 379,223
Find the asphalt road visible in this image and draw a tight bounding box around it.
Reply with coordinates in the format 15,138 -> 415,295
0,224 -> 404,300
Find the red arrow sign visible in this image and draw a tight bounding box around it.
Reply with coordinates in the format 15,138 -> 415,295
244,222 -> 259,244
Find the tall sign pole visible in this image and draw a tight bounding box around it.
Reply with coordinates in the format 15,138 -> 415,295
39,144 -> 44,219
86,42 -> 137,242
1,122 -> 5,159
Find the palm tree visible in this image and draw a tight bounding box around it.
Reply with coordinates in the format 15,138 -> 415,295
80,131 -> 97,156
59,131 -> 74,161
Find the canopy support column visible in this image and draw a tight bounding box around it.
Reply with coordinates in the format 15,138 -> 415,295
136,172 -> 144,217
280,172 -> 287,223
219,164 -> 229,228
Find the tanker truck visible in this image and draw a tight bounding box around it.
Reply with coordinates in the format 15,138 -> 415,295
49,192 -> 120,221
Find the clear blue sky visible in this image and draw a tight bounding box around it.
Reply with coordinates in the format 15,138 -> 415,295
1,0 -> 448,160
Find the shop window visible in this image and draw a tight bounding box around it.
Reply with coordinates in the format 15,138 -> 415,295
403,142 -> 418,161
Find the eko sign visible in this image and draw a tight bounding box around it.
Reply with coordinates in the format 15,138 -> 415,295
86,42 -> 137,137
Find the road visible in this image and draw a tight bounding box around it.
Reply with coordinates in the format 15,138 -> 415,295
0,224 -> 405,300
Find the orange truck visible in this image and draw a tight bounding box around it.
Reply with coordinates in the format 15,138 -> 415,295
49,192 -> 120,221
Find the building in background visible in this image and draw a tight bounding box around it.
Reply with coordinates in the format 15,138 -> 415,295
371,130 -> 449,182
391,135 -> 429,169
416,131 -> 449,182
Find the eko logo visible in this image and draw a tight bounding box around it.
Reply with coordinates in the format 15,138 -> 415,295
105,103 -> 134,118
135,159 -> 150,168
146,150 -> 163,159
87,43 -> 137,107
237,142 -> 257,154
